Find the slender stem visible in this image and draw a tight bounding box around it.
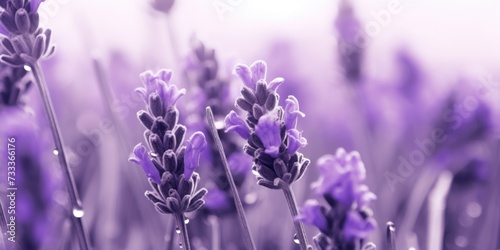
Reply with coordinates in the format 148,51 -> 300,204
206,107 -> 257,250
166,217 -> 176,250
282,184 -> 309,250
208,215 -> 221,250
175,214 -> 191,250
30,62 -> 91,250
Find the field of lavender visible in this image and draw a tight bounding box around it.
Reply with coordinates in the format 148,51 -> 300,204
1,0 -> 499,249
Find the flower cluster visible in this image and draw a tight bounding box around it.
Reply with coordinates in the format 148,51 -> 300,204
129,69 -> 208,215
297,148 -> 377,250
0,0 -> 54,67
225,60 -> 309,189
185,40 -> 251,215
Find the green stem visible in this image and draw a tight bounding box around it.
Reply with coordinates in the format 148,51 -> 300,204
206,107 -> 257,250
386,221 -> 396,250
31,62 -> 91,250
208,215 -> 221,250
282,184 -> 309,250
175,214 -> 191,250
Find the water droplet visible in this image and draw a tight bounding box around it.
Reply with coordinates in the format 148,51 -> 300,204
150,152 -> 158,157
466,202 -> 482,218
244,193 -> 258,204
409,248 -> 416,250
184,218 -> 190,224
72,207 -> 84,218
53,149 -> 59,155
293,234 -> 300,244
455,235 -> 468,248
23,65 -> 31,71
175,227 -> 180,234
179,242 -> 183,249
251,168 -> 259,176
214,120 -> 225,130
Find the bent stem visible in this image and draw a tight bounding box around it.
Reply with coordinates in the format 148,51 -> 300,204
206,107 -> 257,250
30,62 -> 91,250
282,184 -> 309,249
175,214 -> 191,250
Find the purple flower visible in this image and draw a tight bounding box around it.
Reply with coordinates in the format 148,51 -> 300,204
184,132 -> 207,180
296,200 -> 328,232
204,187 -> 230,211
287,129 -> 307,154
255,113 -> 282,157
283,96 -> 305,130
136,69 -> 186,108
129,143 -> 161,184
225,110 -> 251,139
30,0 -> 45,12
227,60 -> 309,187
343,211 -> 377,240
313,148 -> 367,197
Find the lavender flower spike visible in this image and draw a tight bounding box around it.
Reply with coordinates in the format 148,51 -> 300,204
298,148 -> 377,250
184,132 -> 207,180
226,60 -> 310,249
129,143 -> 161,184
130,69 -> 208,250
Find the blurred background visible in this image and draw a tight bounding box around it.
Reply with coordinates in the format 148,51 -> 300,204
1,0 -> 500,249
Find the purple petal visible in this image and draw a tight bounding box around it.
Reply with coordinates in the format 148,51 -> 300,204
296,200 -> 328,231
284,95 -> 305,130
30,0 -> 45,12
224,110 -> 251,139
268,77 -> 284,92
234,64 -> 254,89
343,211 -> 377,240
250,60 -> 267,86
129,143 -> 161,184
287,129 -> 307,154
184,132 -> 207,180
255,113 -> 282,157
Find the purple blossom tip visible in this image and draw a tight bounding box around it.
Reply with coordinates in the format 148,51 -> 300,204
224,110 -> 251,139
296,200 -> 328,231
129,143 -> 161,184
137,69 -> 185,108
255,113 -> 282,157
250,60 -> 267,86
184,132 -> 207,180
30,0 -> 45,12
284,95 -> 305,130
234,60 -> 268,90
313,148 -> 374,207
234,64 -> 254,89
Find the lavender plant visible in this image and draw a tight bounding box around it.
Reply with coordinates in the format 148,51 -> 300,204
297,148 -> 377,250
129,69 -> 208,250
224,60 -> 310,249
0,1 -> 90,249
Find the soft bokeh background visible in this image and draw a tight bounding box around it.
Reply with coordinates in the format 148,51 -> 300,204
1,0 -> 500,249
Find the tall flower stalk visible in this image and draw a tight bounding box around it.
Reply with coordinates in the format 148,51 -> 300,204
224,60 -> 310,249
297,148 -> 377,250
129,69 -> 208,250
0,1 -> 90,249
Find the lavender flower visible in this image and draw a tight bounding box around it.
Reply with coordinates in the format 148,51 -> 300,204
226,60 -> 310,189
0,0 -> 54,67
130,69 -> 208,216
184,40 -> 251,217
225,60 -> 310,248
298,148 -> 377,250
